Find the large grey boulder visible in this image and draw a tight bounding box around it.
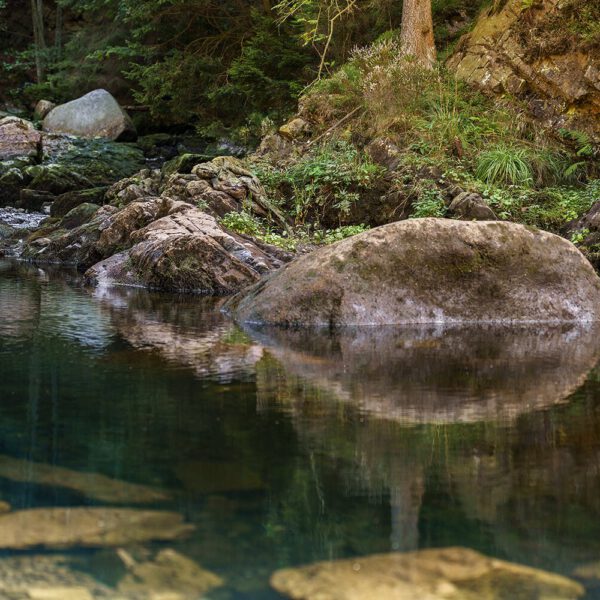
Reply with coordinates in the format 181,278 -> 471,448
43,89 -> 137,141
228,219 -> 600,326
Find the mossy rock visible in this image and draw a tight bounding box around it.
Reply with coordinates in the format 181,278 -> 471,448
161,153 -> 212,177
136,133 -> 176,158
61,203 -> 100,230
0,167 -> 31,206
0,222 -> 16,240
17,189 -> 56,211
51,187 -> 108,218
228,219 -> 600,326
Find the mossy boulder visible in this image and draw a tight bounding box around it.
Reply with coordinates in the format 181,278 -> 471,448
1,133 -> 144,206
161,153 -> 212,177
62,203 -> 100,230
51,187 -> 108,218
0,222 -> 16,240
227,219 -> 600,327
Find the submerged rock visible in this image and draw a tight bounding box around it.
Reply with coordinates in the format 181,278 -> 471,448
117,548 -> 224,597
175,460 -> 264,494
0,454 -> 170,504
228,219 -> 600,326
271,547 -> 584,600
0,508 -> 194,549
0,555 -> 115,599
43,89 -> 137,141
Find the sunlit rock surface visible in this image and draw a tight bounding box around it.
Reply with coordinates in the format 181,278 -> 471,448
447,0 -> 600,140
43,90 -> 137,142
0,508 -> 194,549
228,219 -> 600,326
0,117 -> 41,161
271,547 -> 584,599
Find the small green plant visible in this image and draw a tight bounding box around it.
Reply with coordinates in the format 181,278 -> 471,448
313,224 -> 369,244
219,211 -> 262,236
571,228 -> 590,245
410,189 -> 447,218
476,147 -> 534,186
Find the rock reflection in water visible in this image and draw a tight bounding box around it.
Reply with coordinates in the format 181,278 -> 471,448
251,324 -> 600,565
252,324 -> 600,424
92,285 -> 264,381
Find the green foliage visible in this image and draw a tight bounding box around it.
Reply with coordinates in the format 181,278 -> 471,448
256,141 -> 384,226
571,228 -> 590,246
313,224 -> 370,244
219,209 -> 368,250
410,189 -> 447,219
482,179 -> 600,231
476,147 -> 534,186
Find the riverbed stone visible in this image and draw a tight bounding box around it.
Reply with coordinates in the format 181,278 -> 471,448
43,89 -> 137,141
228,219 -> 600,326
62,203 -> 100,229
117,548 -> 224,597
0,507 -> 194,549
51,187 -> 108,218
0,454 -> 170,504
86,203 -> 286,294
0,555 -> 116,599
34,100 -> 56,121
0,117 -> 41,161
271,547 -> 585,600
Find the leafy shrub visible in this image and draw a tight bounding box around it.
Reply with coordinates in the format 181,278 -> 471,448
257,141 -> 384,226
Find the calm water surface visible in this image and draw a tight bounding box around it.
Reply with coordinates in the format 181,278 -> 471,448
2,259 -> 600,598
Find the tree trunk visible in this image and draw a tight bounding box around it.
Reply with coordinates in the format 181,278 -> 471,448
400,0 -> 436,68
30,0 -> 47,82
55,2 -> 63,58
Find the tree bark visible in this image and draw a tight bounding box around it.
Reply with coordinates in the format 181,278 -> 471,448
400,0 -> 436,68
30,0 -> 47,82
55,2 -> 63,58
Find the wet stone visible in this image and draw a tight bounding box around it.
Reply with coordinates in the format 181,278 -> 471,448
271,547 -> 585,600
0,508 -> 194,550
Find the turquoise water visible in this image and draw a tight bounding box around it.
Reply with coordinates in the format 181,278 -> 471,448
2,258 -> 600,597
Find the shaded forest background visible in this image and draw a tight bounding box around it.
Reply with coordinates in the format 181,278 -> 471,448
0,0 -> 488,138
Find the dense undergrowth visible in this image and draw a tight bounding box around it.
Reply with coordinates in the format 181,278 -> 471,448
218,38 -> 599,251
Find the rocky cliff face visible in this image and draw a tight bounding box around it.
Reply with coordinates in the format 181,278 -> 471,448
448,0 -> 599,140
